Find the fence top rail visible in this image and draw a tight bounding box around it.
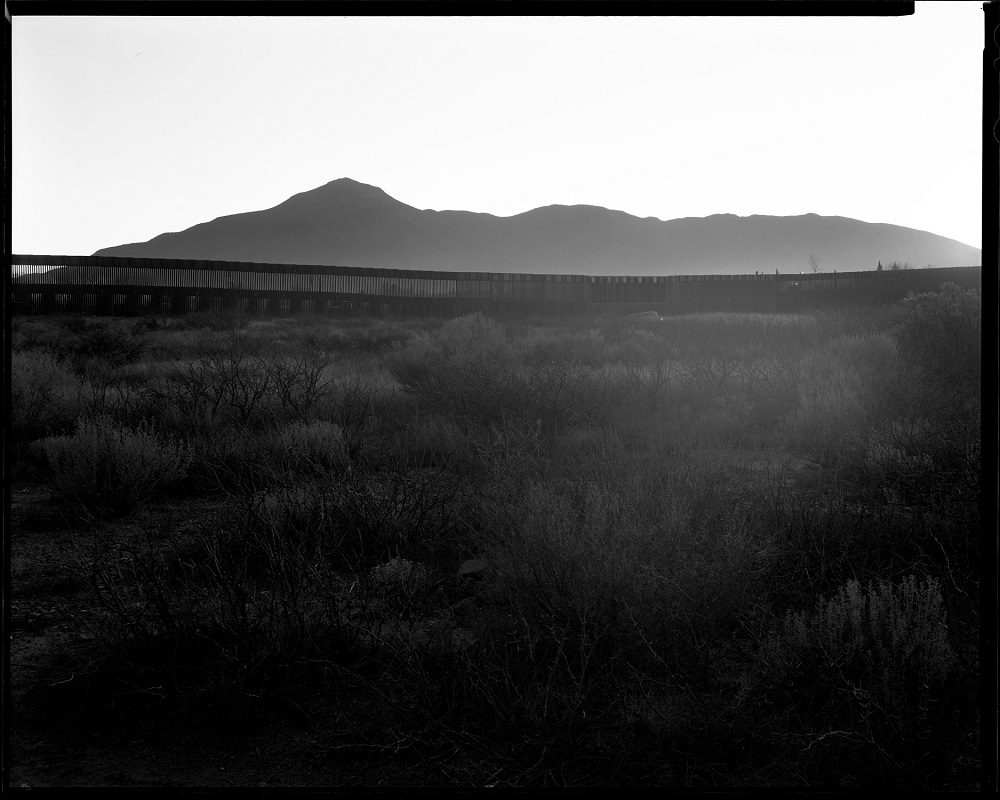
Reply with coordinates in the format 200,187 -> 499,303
10,255 -> 982,285
10,255 -> 464,281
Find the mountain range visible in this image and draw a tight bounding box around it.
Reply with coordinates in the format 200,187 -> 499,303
92,178 -> 982,276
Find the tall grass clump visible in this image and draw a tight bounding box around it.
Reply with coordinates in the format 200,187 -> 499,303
40,416 -> 193,515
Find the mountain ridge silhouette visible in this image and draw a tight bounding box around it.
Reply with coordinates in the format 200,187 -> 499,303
92,178 -> 982,275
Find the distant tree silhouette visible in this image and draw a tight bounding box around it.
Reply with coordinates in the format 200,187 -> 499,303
807,254 -> 823,273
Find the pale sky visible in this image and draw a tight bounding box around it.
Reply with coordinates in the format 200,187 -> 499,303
12,5 -> 985,258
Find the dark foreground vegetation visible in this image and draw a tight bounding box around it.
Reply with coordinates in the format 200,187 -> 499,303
9,283 -> 983,788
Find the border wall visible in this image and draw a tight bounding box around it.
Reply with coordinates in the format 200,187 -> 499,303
9,255 -> 982,318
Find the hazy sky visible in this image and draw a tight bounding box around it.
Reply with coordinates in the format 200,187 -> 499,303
12,5 -> 984,258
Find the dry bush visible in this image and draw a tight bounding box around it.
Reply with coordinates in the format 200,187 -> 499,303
184,419 -> 349,492
607,313 -> 823,449
10,349 -> 83,441
864,283 -> 983,520
71,319 -> 150,365
362,557 -> 438,620
70,510 -> 375,722
522,360 -> 618,437
613,329 -> 679,412
778,576 -> 956,694
270,419 -> 349,472
146,333 -> 286,432
894,283 -> 980,407
520,325 -> 616,368
66,457 -> 468,715
814,304 -> 901,341
748,575 -> 962,786
472,449 -> 768,677
263,352 -> 334,420
146,326 -> 244,361
232,449 -> 472,572
40,416 -> 193,515
182,426 -> 291,494
386,313 -> 526,424
860,414 -> 979,519
423,451 -> 778,779
13,316 -> 149,368
165,309 -> 250,332
401,413 -> 477,468
76,359 -> 159,427
781,333 -> 897,468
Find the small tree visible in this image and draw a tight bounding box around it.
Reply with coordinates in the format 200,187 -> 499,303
807,254 -> 823,274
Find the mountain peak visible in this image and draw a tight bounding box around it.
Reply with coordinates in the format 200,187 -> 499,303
297,177 -> 395,200
269,178 -> 413,216
322,177 -> 384,191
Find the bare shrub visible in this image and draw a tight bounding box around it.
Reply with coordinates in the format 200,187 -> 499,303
386,313 -> 523,424
73,510 -> 374,720
264,352 -> 334,420
40,416 -> 193,515
473,451 -> 767,679
521,325 -> 614,368
167,309 -> 249,332
863,417 -> 980,522
72,318 -> 149,365
183,427 -> 283,493
187,419 -> 348,493
271,419 -> 348,473
523,359 -> 617,437
10,350 -> 83,441
678,347 -> 742,402
402,413 -> 477,467
239,453 -> 471,572
312,366 -> 396,435
148,333 -> 279,433
17,316 -> 149,368
616,329 -> 679,411
371,588 -> 629,778
77,359 -> 158,427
